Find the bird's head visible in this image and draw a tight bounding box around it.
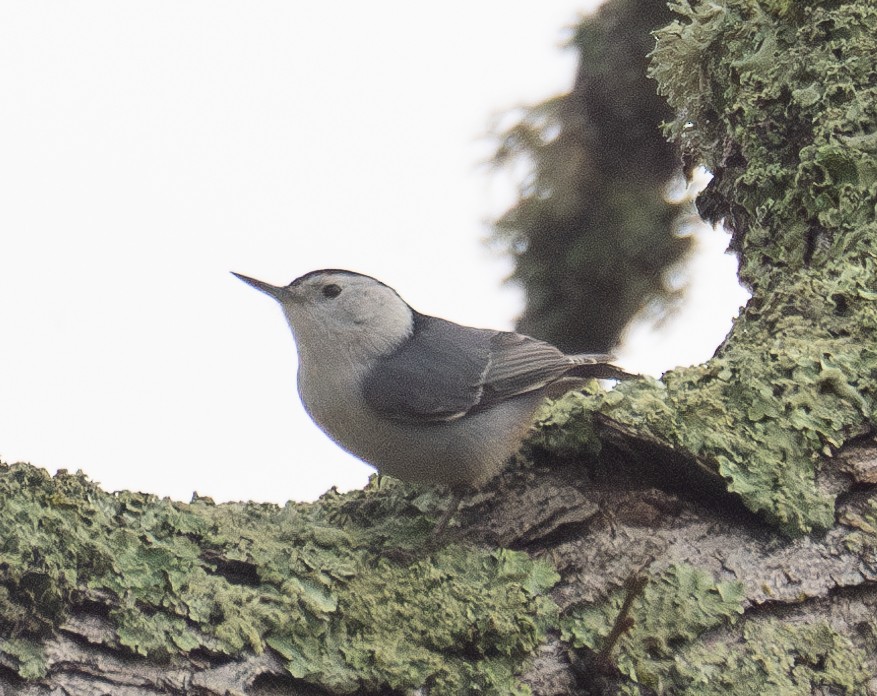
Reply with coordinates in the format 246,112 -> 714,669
232,269 -> 414,361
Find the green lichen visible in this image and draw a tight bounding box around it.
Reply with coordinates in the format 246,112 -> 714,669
534,1 -> 877,536
0,463 -> 559,693
841,498 -> 877,560
650,0 -> 877,284
562,563 -> 745,690
674,619 -> 871,695
562,563 -> 868,694
531,382 -> 609,459
0,638 -> 47,680
339,547 -> 559,693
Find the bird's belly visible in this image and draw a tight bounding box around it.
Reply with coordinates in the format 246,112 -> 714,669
314,405 -> 496,486
299,371 -> 540,488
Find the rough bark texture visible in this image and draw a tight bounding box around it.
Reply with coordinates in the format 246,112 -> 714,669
3,1 -> 877,694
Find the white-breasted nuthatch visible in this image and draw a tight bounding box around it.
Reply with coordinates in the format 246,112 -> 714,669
233,269 -> 630,531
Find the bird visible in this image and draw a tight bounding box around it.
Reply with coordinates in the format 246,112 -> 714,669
232,269 -> 630,534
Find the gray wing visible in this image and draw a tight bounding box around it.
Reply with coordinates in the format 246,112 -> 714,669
478,332 -> 615,405
361,314 -> 492,422
362,314 -> 617,423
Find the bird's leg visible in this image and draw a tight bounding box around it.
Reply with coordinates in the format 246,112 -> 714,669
431,487 -> 465,537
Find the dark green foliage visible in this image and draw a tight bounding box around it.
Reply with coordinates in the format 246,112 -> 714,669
0,465 -> 559,693
491,0 -> 693,353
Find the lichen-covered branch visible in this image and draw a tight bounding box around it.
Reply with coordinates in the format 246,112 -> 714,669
0,465 -> 558,694
535,0 -> 877,537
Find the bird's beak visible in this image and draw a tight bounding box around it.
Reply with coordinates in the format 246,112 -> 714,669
231,272 -> 288,302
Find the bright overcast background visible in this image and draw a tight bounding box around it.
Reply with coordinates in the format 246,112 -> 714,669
0,2 -> 748,503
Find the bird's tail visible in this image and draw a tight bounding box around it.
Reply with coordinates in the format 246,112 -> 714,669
568,353 -> 637,381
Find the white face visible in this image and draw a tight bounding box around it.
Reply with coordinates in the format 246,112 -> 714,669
277,271 -> 414,361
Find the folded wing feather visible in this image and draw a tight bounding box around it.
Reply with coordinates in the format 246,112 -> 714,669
362,314 -> 619,423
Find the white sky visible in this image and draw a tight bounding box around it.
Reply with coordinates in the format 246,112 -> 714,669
0,2 -> 749,503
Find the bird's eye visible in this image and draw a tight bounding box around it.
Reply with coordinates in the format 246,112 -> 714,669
322,284 -> 342,299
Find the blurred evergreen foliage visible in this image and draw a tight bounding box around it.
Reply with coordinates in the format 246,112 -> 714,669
491,0 -> 694,353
